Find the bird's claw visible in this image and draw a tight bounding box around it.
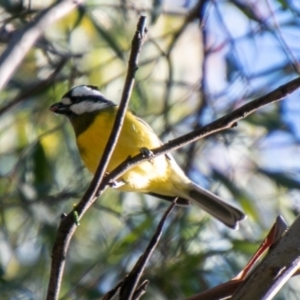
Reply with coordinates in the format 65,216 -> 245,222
140,147 -> 154,161
109,179 -> 125,189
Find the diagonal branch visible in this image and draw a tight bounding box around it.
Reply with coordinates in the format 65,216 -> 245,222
101,76 -> 300,190
102,202 -> 174,300
119,202 -> 176,300
46,16 -> 147,300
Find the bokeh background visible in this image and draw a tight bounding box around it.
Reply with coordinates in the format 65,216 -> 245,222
1,0 -> 300,299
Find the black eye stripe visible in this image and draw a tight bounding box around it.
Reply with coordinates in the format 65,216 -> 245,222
66,95 -> 117,109
70,95 -> 112,104
61,86 -> 117,107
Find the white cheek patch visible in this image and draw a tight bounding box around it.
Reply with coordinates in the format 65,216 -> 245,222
61,97 -> 72,105
70,101 -> 110,115
71,86 -> 104,98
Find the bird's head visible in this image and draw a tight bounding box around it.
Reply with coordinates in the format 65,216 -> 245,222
49,85 -> 116,116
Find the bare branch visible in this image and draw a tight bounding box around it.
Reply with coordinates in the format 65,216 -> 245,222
186,280 -> 242,300
46,16 -> 147,300
102,77 -> 300,191
102,280 -> 124,300
232,215 -> 300,300
0,0 -> 84,91
45,12 -> 300,300
0,59 -> 67,116
185,216 -> 289,300
132,280 -> 149,300
119,202 -> 175,300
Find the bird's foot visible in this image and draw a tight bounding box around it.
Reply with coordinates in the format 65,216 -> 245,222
109,179 -> 125,189
140,147 -> 154,162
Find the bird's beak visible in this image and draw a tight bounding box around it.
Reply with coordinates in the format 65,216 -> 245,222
49,102 -> 71,115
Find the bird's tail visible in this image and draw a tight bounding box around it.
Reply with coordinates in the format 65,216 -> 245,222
178,182 -> 246,229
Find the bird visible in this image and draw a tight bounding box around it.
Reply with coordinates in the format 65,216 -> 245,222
49,85 -> 246,229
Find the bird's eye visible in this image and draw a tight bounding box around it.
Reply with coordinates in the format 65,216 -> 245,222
71,97 -> 82,103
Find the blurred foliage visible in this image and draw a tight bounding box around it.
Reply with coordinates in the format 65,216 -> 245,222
1,0 -> 300,299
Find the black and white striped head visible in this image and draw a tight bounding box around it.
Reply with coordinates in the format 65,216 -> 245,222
49,85 -> 116,116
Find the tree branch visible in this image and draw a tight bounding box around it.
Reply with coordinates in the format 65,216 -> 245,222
119,202 -> 175,300
101,77 -> 300,191
0,59 -> 67,116
46,14 -> 300,300
46,16 -> 147,300
232,214 -> 300,300
185,216 -> 289,300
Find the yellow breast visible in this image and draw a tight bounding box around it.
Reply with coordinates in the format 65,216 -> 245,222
71,107 -> 182,195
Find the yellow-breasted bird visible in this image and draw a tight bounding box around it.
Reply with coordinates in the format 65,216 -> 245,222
50,85 -> 246,229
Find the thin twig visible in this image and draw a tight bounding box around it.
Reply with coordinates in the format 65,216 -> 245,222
186,280 -> 242,300
0,59 -> 67,116
102,280 -> 124,300
46,16 -> 147,300
119,202 -> 176,300
132,280 -> 149,300
0,0 -> 84,91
